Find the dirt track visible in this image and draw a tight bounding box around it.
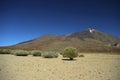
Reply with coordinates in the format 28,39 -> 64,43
0,54 -> 120,80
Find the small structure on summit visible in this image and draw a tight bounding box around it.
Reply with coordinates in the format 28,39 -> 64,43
88,28 -> 96,33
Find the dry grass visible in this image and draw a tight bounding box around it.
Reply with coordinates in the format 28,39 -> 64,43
0,53 -> 120,80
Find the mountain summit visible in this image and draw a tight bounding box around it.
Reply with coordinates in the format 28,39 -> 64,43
66,28 -> 120,43
1,29 -> 120,52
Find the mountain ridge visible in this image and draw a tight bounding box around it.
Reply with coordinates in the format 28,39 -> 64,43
1,29 -> 120,52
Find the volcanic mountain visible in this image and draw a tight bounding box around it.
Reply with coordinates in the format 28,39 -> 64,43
1,29 -> 120,52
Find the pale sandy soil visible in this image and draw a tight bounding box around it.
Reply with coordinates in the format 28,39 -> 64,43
0,53 -> 120,80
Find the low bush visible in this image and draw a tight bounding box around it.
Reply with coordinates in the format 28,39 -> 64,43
42,52 -> 58,58
79,54 -> 84,57
0,49 -> 11,54
31,50 -> 41,56
62,47 -> 78,60
13,50 -> 29,56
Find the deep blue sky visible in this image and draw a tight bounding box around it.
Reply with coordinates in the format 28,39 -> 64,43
0,0 -> 120,46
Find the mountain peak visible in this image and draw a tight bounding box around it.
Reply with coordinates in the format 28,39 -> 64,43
65,29 -> 120,43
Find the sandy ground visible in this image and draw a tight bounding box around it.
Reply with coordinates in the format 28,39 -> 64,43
0,53 -> 120,80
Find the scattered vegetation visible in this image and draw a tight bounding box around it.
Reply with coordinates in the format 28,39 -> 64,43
42,52 -> 58,58
62,47 -> 78,60
31,50 -> 41,56
12,50 -> 29,56
0,48 -> 80,60
0,49 -> 11,54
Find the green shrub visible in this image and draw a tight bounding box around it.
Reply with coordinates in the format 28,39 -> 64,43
0,49 -> 11,54
62,47 -> 78,60
42,52 -> 58,58
31,50 -> 41,56
13,50 -> 29,56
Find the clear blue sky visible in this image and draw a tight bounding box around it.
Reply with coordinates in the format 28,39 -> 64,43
0,0 -> 120,46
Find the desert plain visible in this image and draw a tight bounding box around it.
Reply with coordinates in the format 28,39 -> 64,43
0,53 -> 120,80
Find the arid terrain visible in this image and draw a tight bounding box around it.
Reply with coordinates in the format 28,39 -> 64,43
0,53 -> 120,80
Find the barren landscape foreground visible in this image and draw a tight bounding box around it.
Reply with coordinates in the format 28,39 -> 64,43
0,54 -> 120,80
